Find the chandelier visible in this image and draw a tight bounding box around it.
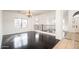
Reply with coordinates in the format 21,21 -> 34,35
26,10 -> 32,17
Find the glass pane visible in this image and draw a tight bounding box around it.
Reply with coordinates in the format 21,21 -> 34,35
15,19 -> 21,28
22,19 -> 27,28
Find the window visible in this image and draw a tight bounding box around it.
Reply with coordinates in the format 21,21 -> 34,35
15,18 -> 27,28
22,19 -> 28,28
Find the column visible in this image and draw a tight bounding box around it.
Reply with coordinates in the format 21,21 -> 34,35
55,10 -> 63,40
0,11 -> 2,48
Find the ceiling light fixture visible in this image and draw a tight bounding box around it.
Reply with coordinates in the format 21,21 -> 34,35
26,10 -> 32,17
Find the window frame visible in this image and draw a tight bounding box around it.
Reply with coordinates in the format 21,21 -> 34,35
14,18 -> 28,28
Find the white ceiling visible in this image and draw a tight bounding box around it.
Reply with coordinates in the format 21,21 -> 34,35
3,10 -> 55,16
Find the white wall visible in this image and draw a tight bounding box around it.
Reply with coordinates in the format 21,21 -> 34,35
35,11 -> 55,25
0,11 -> 2,48
0,11 -> 2,33
2,11 -> 35,35
63,10 -> 69,31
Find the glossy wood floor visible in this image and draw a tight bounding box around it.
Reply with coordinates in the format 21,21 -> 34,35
2,31 -> 60,49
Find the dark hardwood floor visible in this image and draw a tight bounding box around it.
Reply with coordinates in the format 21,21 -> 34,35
1,31 -> 60,49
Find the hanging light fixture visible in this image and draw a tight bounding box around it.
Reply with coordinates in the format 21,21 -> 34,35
26,10 -> 32,17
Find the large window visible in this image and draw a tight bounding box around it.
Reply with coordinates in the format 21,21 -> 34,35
15,18 -> 27,28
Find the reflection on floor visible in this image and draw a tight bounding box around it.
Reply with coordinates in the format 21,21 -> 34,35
2,31 -> 60,49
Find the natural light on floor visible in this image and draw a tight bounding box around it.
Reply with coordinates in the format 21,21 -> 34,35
14,33 -> 28,48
